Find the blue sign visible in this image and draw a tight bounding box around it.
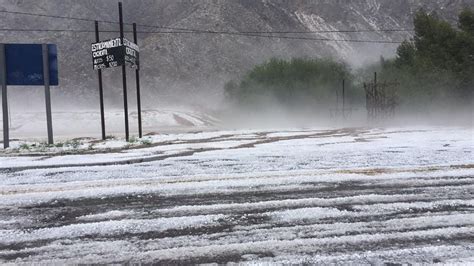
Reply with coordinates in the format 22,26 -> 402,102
5,44 -> 58,86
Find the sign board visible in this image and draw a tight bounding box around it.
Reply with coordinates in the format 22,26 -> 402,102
1,43 -> 58,149
92,38 -> 139,70
4,44 -> 58,86
123,38 -> 139,69
92,38 -> 124,69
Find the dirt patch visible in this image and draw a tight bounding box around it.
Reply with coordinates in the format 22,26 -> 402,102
335,166 -> 446,176
173,114 -> 195,127
452,164 -> 474,169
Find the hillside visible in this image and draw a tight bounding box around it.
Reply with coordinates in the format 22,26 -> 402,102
0,0 -> 472,108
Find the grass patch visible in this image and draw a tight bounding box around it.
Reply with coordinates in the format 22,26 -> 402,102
140,139 -> 152,145
19,143 -> 31,150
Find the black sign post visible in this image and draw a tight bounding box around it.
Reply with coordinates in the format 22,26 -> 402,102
133,23 -> 142,138
342,79 -> 345,120
42,44 -> 54,145
119,2 -> 129,142
92,38 -> 138,70
95,21 -> 106,140
0,44 -> 8,149
123,38 -> 139,69
92,2 -> 141,142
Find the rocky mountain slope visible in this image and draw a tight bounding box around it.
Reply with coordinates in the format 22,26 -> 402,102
0,0 -> 472,108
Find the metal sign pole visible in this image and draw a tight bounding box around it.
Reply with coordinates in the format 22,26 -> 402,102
119,2 -> 129,141
133,23 -> 142,138
95,21 -> 106,140
342,79 -> 345,119
0,44 -> 9,149
374,72 -> 377,119
42,44 -> 54,145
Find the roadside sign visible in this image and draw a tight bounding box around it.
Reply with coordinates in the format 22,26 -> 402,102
123,38 -> 139,69
1,43 -> 58,149
5,44 -> 58,86
92,38 -> 139,70
93,2 -> 143,142
92,38 -> 124,70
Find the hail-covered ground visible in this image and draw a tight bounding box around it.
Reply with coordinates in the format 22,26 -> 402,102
0,126 -> 473,264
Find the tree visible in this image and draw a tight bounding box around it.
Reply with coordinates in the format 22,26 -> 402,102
459,8 -> 474,35
224,58 -> 354,109
395,41 -> 416,67
381,8 -> 474,104
413,10 -> 459,71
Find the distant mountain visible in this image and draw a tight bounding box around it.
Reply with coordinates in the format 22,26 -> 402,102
1,0 -> 472,108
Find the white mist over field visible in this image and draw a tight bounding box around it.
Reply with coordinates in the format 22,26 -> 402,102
1,85 -> 472,140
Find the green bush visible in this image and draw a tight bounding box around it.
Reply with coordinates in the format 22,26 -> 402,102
19,143 -> 30,150
140,139 -> 152,145
225,58 -> 355,109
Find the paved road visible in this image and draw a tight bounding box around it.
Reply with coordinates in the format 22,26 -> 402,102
1,127 -> 473,264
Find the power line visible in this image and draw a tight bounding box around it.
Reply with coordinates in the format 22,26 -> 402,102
235,29 -> 413,33
0,9 -> 118,25
0,28 -> 117,33
136,23 -> 414,34
233,33 -> 403,43
137,25 -> 414,34
0,28 -> 404,43
0,9 -> 414,35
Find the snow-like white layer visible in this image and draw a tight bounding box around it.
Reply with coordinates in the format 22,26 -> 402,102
76,210 -> 140,222
1,127 -> 472,170
249,245 -> 474,265
0,108 -> 218,140
1,169 -> 473,207
0,127 -> 473,264
0,214 -> 225,245
4,226 -> 471,265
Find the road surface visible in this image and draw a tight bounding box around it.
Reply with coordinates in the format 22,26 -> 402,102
1,127 -> 473,264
